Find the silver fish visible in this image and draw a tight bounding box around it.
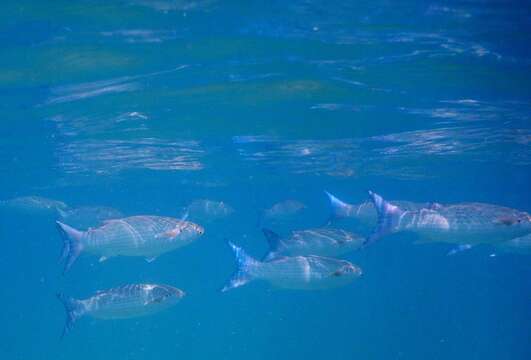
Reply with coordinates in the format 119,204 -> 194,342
222,242 -> 362,291
56,216 -> 204,273
261,227 -> 364,260
259,200 -> 306,226
185,199 -> 234,222
57,283 -> 185,337
57,206 -> 124,230
366,191 -> 531,246
0,196 -> 68,215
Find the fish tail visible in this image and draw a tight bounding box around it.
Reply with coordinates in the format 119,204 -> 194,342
56,221 -> 84,274
261,228 -> 281,261
221,241 -> 258,292
364,191 -> 403,246
324,191 -> 351,223
56,293 -> 84,338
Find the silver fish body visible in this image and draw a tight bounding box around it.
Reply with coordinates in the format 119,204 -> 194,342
254,255 -> 362,290
396,203 -> 530,243
56,215 -> 204,273
222,242 -> 362,291
58,284 -> 185,336
367,191 -> 531,246
84,216 -> 203,257
262,228 -> 364,260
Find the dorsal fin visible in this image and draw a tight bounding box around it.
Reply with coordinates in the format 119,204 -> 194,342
261,228 -> 282,251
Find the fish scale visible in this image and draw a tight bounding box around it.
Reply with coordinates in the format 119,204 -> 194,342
57,216 -> 204,273
263,227 -> 364,259
367,191 -> 531,246
223,242 -> 362,292
58,284 -> 185,335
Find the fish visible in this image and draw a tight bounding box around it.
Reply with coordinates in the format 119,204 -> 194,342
261,227 -> 364,260
365,191 -> 531,247
184,199 -> 234,222
57,283 -> 185,337
56,215 -> 204,273
221,242 -> 362,291
57,206 -> 124,230
0,196 -> 68,216
324,191 -> 435,227
259,200 -> 306,226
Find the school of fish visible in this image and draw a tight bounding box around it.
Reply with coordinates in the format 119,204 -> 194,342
1,189 -> 529,337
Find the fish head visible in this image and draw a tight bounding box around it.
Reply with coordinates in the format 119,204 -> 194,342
150,285 -> 186,306
331,262 -> 363,279
176,221 -> 205,239
336,231 -> 365,249
189,222 -> 205,236
494,213 -> 531,229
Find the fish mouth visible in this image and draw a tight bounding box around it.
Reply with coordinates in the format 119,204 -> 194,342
173,288 -> 186,298
159,285 -> 186,299
194,224 -> 205,235
345,264 -> 363,277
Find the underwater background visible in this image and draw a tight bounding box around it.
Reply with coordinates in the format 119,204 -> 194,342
0,0 -> 530,359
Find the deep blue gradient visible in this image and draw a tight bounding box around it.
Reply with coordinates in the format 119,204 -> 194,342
0,1 -> 530,359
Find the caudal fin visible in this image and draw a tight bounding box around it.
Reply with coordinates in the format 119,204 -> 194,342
56,221 -> 84,274
324,191 -> 352,224
364,191 -> 403,246
261,228 -> 282,261
221,241 -> 258,292
56,293 -> 84,338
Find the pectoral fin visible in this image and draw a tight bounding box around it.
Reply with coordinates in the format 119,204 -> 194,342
157,228 -> 181,239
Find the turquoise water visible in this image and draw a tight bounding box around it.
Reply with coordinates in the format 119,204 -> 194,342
1,0 -> 530,359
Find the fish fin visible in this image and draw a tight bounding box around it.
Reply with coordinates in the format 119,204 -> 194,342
364,191 -> 403,246
179,210 -> 189,222
98,256 -> 108,263
221,241 -> 258,292
261,228 -> 281,251
262,251 -> 279,261
157,228 -> 180,239
56,221 -> 84,274
324,191 -> 352,222
56,293 -> 84,338
447,244 -> 474,256
145,257 -> 157,263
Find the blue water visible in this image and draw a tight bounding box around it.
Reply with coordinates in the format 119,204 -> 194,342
1,0 -> 530,359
